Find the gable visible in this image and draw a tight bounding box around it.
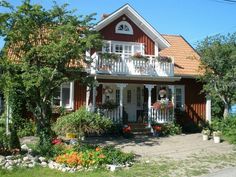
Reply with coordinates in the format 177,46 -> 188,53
95,4 -> 170,50
100,15 -> 155,55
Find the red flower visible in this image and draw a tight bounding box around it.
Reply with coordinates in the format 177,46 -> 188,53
52,138 -> 62,145
123,125 -> 131,133
153,125 -> 162,132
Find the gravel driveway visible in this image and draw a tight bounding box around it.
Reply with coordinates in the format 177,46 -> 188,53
85,133 -> 235,160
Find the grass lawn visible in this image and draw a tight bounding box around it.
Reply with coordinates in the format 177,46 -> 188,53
1,152 -> 236,177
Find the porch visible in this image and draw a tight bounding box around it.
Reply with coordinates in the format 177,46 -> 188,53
88,82 -> 177,126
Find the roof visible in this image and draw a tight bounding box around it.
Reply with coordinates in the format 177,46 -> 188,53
95,4 -> 170,50
159,34 -> 203,77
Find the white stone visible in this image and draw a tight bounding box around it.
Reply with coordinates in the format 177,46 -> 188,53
48,163 -> 54,169
6,156 -> 13,160
7,166 -> 13,170
41,161 -> 47,167
23,156 -> 29,161
62,168 -> 67,172
0,155 -> 5,163
28,163 -> 35,168
21,144 -> 29,151
39,157 -> 46,162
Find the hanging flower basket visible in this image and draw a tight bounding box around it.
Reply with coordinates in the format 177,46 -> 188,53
153,100 -> 173,110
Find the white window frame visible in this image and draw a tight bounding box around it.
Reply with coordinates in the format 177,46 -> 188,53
115,21 -> 133,35
53,82 -> 74,110
175,85 -> 185,110
102,40 -> 144,55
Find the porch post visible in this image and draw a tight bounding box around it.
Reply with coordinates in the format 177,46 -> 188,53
168,85 -> 175,121
206,97 -> 211,123
116,84 -> 127,122
144,84 -> 154,128
92,85 -> 97,112
86,86 -> 90,110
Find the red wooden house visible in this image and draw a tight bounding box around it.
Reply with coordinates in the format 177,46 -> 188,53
55,4 -> 210,130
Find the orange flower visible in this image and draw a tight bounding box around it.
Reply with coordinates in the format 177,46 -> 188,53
95,147 -> 101,152
98,154 -> 105,159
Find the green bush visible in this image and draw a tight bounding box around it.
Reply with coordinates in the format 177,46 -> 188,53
18,120 -> 36,138
53,107 -> 112,136
211,116 -> 236,144
161,122 -> 182,136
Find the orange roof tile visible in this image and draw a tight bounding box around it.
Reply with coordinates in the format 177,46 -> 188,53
160,34 -> 202,77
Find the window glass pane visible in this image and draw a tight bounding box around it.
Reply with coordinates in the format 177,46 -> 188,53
133,44 -> 141,53
124,45 -> 132,54
53,88 -> 61,106
62,83 -> 71,107
115,45 -> 123,53
62,87 -> 70,107
115,89 -> 120,104
176,88 -> 181,95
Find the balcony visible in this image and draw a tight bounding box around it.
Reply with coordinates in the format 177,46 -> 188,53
90,52 -> 174,77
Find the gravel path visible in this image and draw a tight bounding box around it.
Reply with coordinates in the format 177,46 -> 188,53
85,133 -> 235,160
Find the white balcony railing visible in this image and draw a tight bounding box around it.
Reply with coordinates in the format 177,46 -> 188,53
97,106 -> 121,124
90,53 -> 174,77
150,106 -> 174,123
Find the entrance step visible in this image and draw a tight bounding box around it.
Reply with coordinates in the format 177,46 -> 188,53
129,123 -> 152,135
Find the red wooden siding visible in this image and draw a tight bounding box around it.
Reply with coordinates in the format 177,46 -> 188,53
74,80 -> 86,110
100,15 -> 155,55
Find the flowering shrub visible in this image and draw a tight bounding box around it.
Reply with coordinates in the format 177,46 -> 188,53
151,122 -> 182,136
122,125 -> 132,138
54,144 -> 134,168
153,100 -> 173,110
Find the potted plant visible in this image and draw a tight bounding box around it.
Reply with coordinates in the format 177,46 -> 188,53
156,56 -> 172,63
213,131 -> 221,143
131,52 -> 149,62
201,129 -> 210,141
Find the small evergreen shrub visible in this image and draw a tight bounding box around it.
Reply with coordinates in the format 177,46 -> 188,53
211,116 -> 236,144
53,107 -> 112,136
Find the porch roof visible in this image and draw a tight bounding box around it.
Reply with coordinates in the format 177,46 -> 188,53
94,74 -> 181,82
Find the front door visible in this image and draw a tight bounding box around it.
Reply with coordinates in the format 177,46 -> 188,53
124,84 -> 144,122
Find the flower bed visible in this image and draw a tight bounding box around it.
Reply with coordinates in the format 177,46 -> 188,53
54,143 -> 134,169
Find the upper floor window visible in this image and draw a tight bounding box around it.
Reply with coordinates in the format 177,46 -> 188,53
115,21 -> 133,35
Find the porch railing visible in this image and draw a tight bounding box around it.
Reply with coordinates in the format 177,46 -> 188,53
150,106 -> 174,123
98,106 -> 121,124
91,53 -> 174,77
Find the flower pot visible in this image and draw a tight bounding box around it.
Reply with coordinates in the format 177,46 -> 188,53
213,136 -> 221,143
202,134 -> 209,141
66,133 -> 76,139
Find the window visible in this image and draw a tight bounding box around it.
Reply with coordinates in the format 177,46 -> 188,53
127,90 -> 132,103
102,41 -> 144,56
115,21 -> 133,35
175,86 -> 185,110
53,82 -> 74,109
115,89 -> 120,104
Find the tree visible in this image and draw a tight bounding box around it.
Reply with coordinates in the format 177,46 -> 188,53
0,0 -> 102,152
197,33 -> 236,119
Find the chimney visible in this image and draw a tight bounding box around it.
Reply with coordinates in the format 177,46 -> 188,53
101,14 -> 109,20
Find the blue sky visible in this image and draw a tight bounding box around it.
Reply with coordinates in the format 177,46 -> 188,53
0,0 -> 236,49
